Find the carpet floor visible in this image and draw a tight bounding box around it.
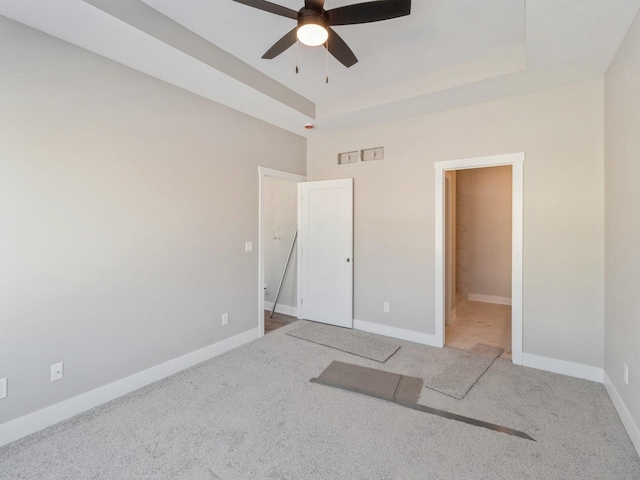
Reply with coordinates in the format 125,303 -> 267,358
424,343 -> 504,399
1,320 -> 639,479
287,322 -> 401,362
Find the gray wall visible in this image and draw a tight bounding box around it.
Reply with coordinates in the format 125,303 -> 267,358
604,10 -> 640,438
0,18 -> 306,424
307,78 -> 605,368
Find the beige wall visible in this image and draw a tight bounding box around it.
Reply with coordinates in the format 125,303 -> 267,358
604,10 -> 640,439
307,78 -> 604,368
263,177 -> 298,310
466,166 -> 512,300
0,18 -> 306,425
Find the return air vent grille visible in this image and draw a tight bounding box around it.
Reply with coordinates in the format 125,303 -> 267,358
338,147 -> 385,165
337,151 -> 360,165
361,147 -> 384,161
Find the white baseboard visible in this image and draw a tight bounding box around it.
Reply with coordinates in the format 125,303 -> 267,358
468,293 -> 512,305
354,319 -> 441,347
353,321 -> 603,384
0,328 -> 259,448
603,371 -> 640,457
522,353 -> 604,383
264,301 -> 297,317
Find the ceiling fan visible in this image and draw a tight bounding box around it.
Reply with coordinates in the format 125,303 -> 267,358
232,0 -> 412,68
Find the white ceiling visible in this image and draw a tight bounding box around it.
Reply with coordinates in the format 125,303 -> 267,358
145,0 -> 525,103
1,0 -> 639,136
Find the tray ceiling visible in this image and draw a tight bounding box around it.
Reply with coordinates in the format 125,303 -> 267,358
1,0 -> 639,136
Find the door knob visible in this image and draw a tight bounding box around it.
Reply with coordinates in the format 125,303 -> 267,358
347,258 -> 351,262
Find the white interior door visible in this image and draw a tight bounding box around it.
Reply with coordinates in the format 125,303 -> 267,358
298,178 -> 353,328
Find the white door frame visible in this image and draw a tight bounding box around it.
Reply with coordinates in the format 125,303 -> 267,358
258,166 -> 307,337
434,153 -> 524,365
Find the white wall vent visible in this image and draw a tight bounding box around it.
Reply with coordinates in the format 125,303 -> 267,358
337,150 -> 360,165
361,146 -> 384,161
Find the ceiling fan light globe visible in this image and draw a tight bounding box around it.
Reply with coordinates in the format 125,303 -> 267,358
297,23 -> 328,46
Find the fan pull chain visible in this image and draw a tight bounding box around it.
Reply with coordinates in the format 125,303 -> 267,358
295,41 -> 299,74
325,39 -> 329,84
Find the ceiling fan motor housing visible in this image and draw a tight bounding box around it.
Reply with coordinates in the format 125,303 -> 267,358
232,0 -> 412,67
298,9 -> 327,29
297,8 -> 328,45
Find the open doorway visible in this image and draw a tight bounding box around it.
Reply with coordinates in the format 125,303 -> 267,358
258,167 -> 306,336
259,168 -> 354,335
445,166 -> 513,360
434,153 -> 524,365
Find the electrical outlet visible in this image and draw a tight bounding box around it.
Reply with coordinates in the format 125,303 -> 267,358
51,362 -> 64,382
222,312 -> 229,326
0,378 -> 7,399
624,364 -> 629,386
383,302 -> 390,313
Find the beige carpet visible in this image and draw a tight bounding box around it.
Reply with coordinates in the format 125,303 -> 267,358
287,321 -> 400,362
1,320 -> 638,479
424,343 -> 504,399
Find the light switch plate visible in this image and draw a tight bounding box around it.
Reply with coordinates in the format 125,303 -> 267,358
51,362 -> 64,382
245,242 -> 253,252
0,378 -> 7,399
624,364 -> 629,385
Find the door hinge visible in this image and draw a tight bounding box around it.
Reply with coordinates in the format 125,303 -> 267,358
301,299 -> 304,305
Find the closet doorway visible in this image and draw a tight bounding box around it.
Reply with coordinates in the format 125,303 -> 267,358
445,166 -> 513,359
434,153 -> 524,365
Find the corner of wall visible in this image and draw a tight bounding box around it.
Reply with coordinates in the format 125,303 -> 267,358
604,371 -> 640,457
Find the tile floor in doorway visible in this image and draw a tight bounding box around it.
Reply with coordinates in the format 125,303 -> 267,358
446,300 -> 512,360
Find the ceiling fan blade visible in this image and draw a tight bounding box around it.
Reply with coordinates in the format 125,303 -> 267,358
305,0 -> 325,11
328,0 -> 411,26
232,0 -> 298,19
262,28 -> 298,59
326,28 -> 358,68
